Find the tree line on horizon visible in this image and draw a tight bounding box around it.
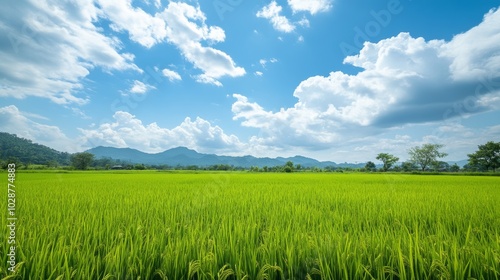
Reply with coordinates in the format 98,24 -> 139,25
0,132 -> 499,173
364,142 -> 499,173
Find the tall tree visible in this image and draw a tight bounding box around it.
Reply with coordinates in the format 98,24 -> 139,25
401,161 -> 416,172
432,161 -> 450,172
364,161 -> 376,172
408,144 -> 447,171
376,153 -> 399,172
467,141 -> 500,172
284,161 -> 294,173
450,163 -> 460,172
70,152 -> 94,170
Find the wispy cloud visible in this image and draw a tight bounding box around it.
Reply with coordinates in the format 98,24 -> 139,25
162,68 -> 182,82
129,80 -> 156,94
0,1 -> 140,104
259,58 -> 278,68
0,0 -> 246,107
0,105 -> 80,152
259,59 -> 268,68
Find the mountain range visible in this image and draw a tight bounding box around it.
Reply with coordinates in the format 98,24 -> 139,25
86,146 -> 366,169
0,132 -> 468,169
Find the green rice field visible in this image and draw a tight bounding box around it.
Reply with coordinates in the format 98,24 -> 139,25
1,172 -> 500,279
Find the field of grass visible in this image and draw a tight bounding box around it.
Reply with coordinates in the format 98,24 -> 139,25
1,171 -> 499,279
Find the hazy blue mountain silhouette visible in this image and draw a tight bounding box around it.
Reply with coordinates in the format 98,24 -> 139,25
85,146 -> 359,168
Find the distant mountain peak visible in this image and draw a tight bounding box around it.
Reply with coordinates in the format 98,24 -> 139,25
159,146 -> 201,157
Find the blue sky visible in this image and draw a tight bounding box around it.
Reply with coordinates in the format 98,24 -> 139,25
1,0 -> 500,163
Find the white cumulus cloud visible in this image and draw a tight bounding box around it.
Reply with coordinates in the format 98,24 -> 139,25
79,111 -> 243,153
233,7 -> 500,151
97,0 -> 168,48
257,1 -> 296,33
287,0 -> 332,14
159,2 -> 245,86
444,8 -> 500,81
99,1 -> 245,86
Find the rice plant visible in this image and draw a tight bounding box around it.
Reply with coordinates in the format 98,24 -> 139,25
1,172 -> 499,279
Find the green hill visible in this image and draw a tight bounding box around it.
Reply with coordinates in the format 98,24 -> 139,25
0,132 -> 70,166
